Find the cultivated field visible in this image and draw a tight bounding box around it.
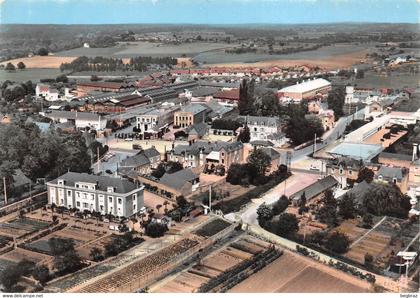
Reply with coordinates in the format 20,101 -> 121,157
0,56 -> 77,69
0,218 -> 50,238
55,42 -> 239,58
197,43 -> 369,69
0,68 -> 67,82
154,235 -> 276,293
229,250 -> 371,293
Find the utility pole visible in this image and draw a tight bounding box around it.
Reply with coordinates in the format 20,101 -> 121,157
97,146 -> 100,174
3,177 -> 7,206
313,133 -> 317,155
208,185 -> 212,213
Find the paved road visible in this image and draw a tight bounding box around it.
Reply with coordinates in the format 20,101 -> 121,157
226,172 -> 319,225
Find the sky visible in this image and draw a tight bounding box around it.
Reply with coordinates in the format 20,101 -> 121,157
0,0 -> 419,25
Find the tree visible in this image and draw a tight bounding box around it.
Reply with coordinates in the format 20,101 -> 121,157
266,213 -> 299,238
237,125 -> 250,143
364,253 -> 374,268
317,189 -> 338,227
325,232 -> 350,254
5,62 -> 15,71
362,213 -> 374,229
238,78 -> 255,115
17,61 -> 26,70
285,112 -> 324,146
89,247 -> 104,262
56,74 -> 68,83
226,163 -> 250,185
176,196 -> 188,208
362,184 -> 411,218
356,69 -> 365,79
32,265 -> 50,284
145,222 -> 168,238
54,250 -> 83,274
0,260 -> 35,291
272,195 -> 289,215
166,161 -> 183,174
156,204 -> 162,213
327,86 -> 345,118
257,203 -> 274,226
37,48 -> 49,56
357,167 -> 374,183
248,148 -> 271,177
338,193 -> 358,219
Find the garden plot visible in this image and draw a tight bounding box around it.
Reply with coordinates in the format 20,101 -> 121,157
193,218 -> 231,238
24,236 -> 82,255
0,247 -> 51,265
76,234 -> 116,260
0,218 -> 50,238
153,235 -> 275,293
76,238 -> 199,293
229,250 -> 370,293
345,231 -> 391,264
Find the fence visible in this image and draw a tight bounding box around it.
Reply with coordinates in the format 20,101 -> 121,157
243,223 -> 412,293
116,219 -> 237,293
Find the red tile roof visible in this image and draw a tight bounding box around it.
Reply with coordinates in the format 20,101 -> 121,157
213,89 -> 240,101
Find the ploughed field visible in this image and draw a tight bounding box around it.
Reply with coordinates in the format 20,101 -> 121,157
228,250 -> 371,293
155,236 -> 277,293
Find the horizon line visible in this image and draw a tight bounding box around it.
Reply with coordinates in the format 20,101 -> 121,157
1,21 -> 419,26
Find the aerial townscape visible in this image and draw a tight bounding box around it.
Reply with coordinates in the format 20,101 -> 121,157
0,0 -> 418,295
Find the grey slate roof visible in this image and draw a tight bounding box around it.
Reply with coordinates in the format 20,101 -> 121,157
48,172 -> 138,194
260,148 -> 281,160
190,87 -> 220,98
142,147 -> 160,159
376,166 -> 404,180
159,169 -> 198,190
186,122 -> 209,137
238,115 -> 280,127
291,175 -> 338,201
181,104 -> 208,115
171,140 -> 243,156
46,111 -> 101,122
119,147 -> 160,171
379,152 -> 413,162
12,169 -> 32,188
120,154 -> 150,168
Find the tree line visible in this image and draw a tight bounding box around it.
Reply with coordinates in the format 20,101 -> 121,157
60,55 -> 177,72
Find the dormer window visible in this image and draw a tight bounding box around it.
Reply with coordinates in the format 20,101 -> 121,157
107,187 -> 114,193
378,175 -> 383,181
392,178 -> 397,184
58,179 -> 64,186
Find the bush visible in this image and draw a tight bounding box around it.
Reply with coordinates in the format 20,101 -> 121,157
325,232 -> 350,254
272,196 -> 289,215
145,222 -> 168,238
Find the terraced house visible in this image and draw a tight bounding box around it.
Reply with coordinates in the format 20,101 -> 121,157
47,172 -> 144,217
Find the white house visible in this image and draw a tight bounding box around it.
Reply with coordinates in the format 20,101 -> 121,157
239,115 -> 286,146
41,110 -> 107,130
47,172 -> 144,217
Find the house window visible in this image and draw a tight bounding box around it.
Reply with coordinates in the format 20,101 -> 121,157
109,196 -> 113,203
348,170 -> 353,175
118,198 -> 122,204
83,203 -> 88,208
67,190 -> 72,196
392,178 -> 397,184
378,175 -> 383,181
76,202 -> 80,207
339,169 -> 343,175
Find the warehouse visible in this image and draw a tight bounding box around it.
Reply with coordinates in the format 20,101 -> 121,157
277,78 -> 331,102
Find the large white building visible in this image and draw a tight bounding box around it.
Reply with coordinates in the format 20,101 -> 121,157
278,78 -> 331,102
47,172 -> 144,217
136,104 -> 180,134
41,110 -> 107,130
